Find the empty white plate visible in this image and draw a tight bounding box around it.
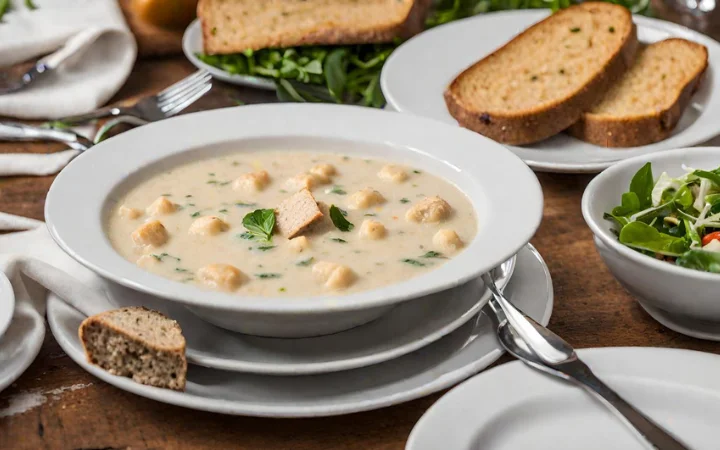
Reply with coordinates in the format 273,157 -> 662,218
47,244 -> 553,418
183,19 -> 276,90
101,268 -> 504,374
381,11 -> 720,173
407,347 -> 720,450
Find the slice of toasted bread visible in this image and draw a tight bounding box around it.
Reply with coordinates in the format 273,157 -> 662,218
568,38 -> 708,148
276,188 -> 324,238
198,0 -> 432,54
79,307 -> 187,391
444,2 -> 638,145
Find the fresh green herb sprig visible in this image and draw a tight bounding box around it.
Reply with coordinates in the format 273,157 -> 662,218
242,209 -> 276,242
329,205 -> 354,232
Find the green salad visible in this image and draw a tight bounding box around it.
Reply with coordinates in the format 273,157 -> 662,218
605,162 -> 720,273
196,0 -> 651,106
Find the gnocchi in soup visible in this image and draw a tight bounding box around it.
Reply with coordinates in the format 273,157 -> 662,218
106,151 -> 477,296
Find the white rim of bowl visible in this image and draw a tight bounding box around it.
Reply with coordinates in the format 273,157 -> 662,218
582,146 -> 720,282
46,104 -> 543,313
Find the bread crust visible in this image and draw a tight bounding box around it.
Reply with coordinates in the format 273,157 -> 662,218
199,0 -> 433,54
567,39 -> 709,148
444,3 -> 638,146
79,307 -> 187,391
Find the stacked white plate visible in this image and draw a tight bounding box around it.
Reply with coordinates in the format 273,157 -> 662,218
48,244 -> 553,416
41,104 -> 552,416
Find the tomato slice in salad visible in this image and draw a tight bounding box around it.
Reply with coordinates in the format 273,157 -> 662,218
702,231 -> 720,247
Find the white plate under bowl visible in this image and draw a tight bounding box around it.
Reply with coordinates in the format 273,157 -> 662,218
640,301 -> 720,342
381,10 -> 720,173
47,244 -> 553,417
104,263 -> 507,374
407,347 -> 720,450
183,19 -> 276,91
45,104 -> 542,338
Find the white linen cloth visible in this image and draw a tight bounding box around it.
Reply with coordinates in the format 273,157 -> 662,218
0,212 -> 112,391
0,149 -> 80,176
0,0 -> 137,119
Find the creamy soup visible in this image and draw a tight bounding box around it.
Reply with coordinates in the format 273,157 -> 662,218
106,151 -> 477,297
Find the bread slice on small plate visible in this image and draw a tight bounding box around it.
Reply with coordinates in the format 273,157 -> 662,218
199,0 -> 433,54
79,307 -> 187,391
444,2 -> 638,145
568,38 -> 708,148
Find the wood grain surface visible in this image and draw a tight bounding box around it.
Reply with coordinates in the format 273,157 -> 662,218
1,58 -> 720,450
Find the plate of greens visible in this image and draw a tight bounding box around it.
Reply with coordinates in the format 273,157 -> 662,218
183,19 -> 390,106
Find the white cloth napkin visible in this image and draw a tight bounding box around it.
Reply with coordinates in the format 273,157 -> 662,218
0,0 -> 137,119
0,149 -> 80,176
0,212 -> 114,392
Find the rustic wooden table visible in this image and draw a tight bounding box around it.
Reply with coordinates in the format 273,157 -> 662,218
2,53 -> 720,450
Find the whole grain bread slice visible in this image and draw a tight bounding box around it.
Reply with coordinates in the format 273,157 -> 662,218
79,307 -> 187,391
444,2 -> 638,145
199,0 -> 432,54
568,38 -> 708,147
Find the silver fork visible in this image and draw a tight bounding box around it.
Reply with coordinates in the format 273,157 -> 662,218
60,70 -> 212,124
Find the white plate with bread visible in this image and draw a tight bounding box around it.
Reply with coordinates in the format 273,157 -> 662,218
183,19 -> 276,91
381,4 -> 720,173
183,0 -> 433,92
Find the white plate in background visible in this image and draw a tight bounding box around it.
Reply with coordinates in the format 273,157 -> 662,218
382,11 -> 720,173
183,19 -> 276,90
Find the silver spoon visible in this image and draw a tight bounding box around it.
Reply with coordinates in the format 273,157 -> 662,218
483,273 -> 690,450
0,122 -> 92,151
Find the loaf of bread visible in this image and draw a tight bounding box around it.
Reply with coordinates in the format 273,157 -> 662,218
79,307 -> 187,391
568,38 -> 708,147
198,0 -> 433,54
444,2 -> 638,145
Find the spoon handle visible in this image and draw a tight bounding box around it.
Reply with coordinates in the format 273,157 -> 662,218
0,122 -> 91,151
481,273 -> 573,363
556,358 -> 690,450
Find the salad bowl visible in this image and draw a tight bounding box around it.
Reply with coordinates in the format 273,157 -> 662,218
583,147 -> 720,337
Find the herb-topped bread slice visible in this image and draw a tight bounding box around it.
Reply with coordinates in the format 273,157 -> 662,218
444,2 -> 638,145
199,0 -> 432,54
79,307 -> 187,391
568,38 -> 708,148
